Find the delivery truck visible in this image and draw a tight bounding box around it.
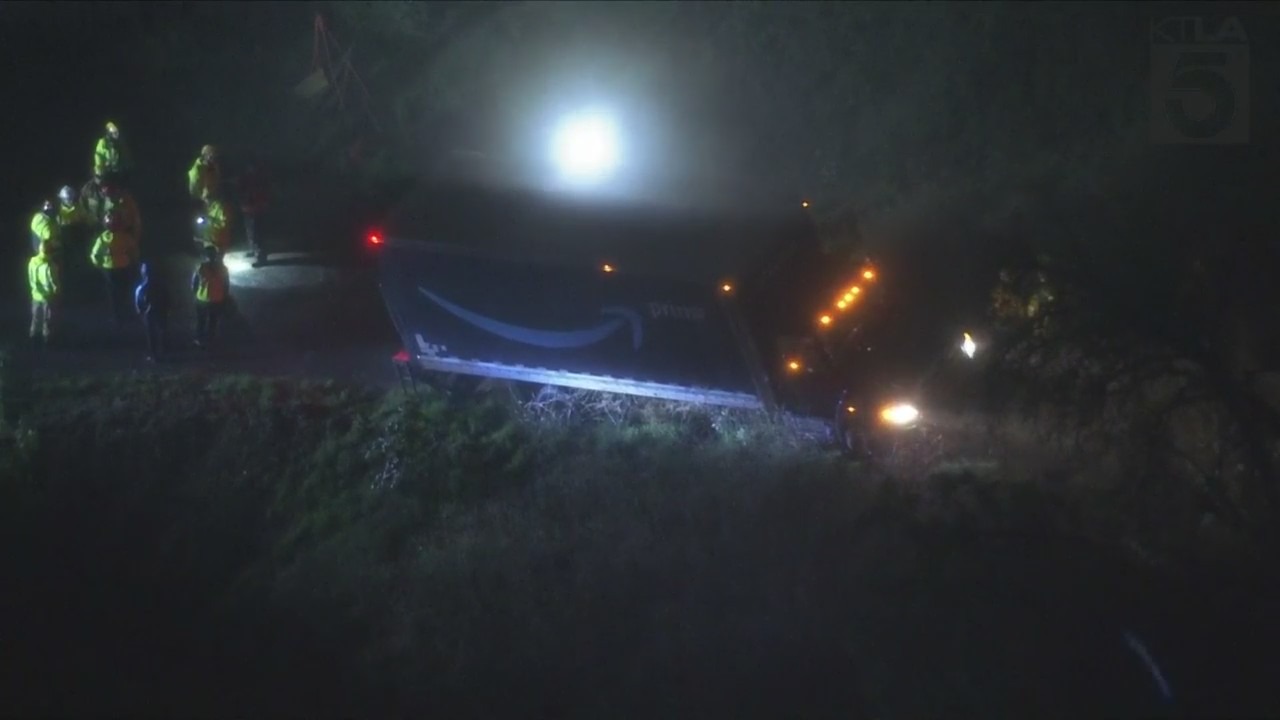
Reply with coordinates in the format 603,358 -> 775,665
372,182 -> 969,455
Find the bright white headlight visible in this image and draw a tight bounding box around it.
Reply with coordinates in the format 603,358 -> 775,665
961,332 -> 977,359
879,402 -> 920,426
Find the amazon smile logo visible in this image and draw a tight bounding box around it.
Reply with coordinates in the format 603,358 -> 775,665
419,287 -> 644,350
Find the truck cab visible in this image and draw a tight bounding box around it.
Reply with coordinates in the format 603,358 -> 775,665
727,214 -> 885,420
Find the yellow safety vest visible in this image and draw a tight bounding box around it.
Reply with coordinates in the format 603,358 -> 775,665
90,229 -> 136,270
30,212 -> 60,252
204,199 -> 232,251
189,158 -> 220,198
95,137 -> 120,176
28,255 -> 58,302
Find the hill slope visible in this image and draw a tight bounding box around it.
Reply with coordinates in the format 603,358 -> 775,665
1,368 -> 1276,718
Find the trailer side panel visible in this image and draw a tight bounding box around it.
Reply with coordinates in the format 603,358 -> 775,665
378,240 -> 765,408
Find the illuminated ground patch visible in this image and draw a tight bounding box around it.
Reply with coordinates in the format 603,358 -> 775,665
218,251 -> 344,290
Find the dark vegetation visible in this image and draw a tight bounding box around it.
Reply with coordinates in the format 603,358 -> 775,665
1,369 -> 1276,718
3,1 -> 1279,717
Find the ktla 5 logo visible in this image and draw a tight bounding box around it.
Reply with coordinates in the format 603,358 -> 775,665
1150,16 -> 1249,144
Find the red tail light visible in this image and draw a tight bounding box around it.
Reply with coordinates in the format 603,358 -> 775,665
366,230 -> 384,247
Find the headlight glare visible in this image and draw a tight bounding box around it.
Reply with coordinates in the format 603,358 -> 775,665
878,402 -> 920,426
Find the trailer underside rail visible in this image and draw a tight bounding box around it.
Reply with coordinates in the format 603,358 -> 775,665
404,352 -> 765,409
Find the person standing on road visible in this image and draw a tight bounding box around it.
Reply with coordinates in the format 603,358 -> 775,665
103,182 -> 143,246
94,121 -> 132,181
53,185 -> 94,293
29,199 -> 60,257
188,144 -> 221,201
56,185 -> 92,260
91,210 -> 140,326
28,240 -> 60,349
80,172 -> 109,227
238,161 -> 271,266
134,261 -> 171,362
191,244 -> 230,349
57,185 -> 89,229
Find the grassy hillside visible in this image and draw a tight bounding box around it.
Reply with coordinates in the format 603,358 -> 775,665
2,359 -> 1277,718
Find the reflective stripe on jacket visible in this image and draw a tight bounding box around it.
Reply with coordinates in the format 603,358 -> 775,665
135,278 -> 171,316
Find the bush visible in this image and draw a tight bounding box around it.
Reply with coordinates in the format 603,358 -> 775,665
1,372 -> 1277,718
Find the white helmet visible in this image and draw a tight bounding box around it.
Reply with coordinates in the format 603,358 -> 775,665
58,185 -> 76,204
